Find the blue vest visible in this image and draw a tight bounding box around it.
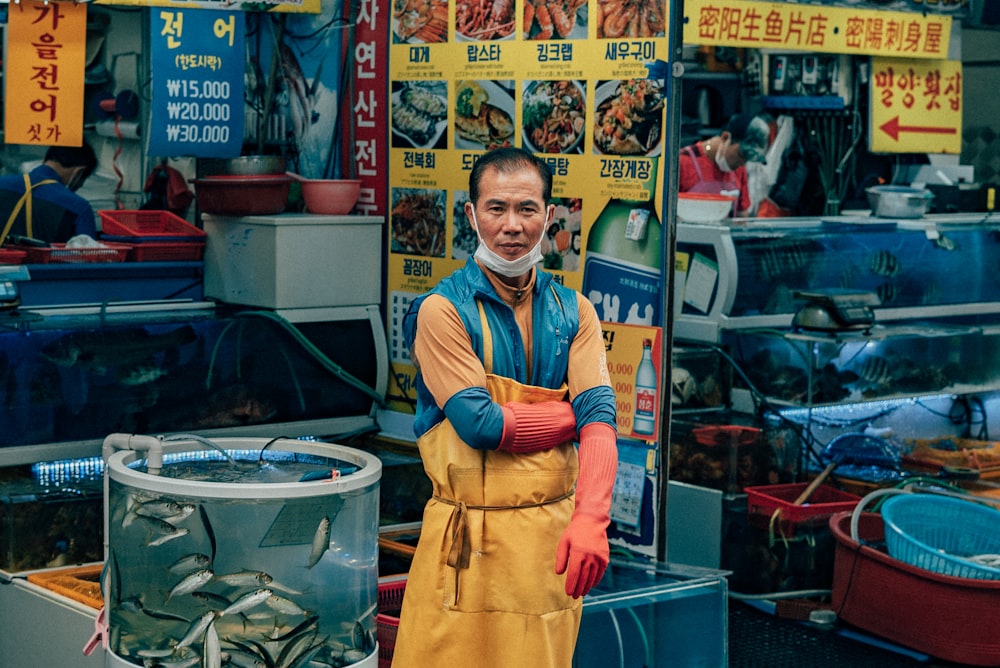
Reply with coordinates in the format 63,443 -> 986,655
404,258 -> 580,436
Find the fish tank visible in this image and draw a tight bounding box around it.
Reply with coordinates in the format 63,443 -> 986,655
0,301 -> 387,462
0,457 -> 104,573
103,434 -> 381,668
674,214 -> 1000,343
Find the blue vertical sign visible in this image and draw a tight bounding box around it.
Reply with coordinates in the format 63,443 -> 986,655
148,10 -> 245,158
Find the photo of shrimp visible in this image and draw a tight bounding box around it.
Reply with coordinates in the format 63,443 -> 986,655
524,0 -> 588,40
393,0 -> 448,44
456,0 -> 516,41
392,188 -> 448,257
596,0 -> 666,38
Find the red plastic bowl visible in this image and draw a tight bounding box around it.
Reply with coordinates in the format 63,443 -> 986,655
300,179 -> 361,215
191,175 -> 292,215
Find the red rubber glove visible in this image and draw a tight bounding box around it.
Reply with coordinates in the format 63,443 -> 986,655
555,422 -> 618,598
498,400 -> 577,454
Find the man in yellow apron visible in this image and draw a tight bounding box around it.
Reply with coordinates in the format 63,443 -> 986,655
394,147 -> 618,667
0,143 -> 98,245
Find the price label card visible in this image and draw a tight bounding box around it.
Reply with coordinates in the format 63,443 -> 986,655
148,10 -> 245,157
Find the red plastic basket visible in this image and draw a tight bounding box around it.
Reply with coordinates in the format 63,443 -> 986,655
21,242 -> 132,264
377,579 -> 406,668
831,511 -> 1000,665
128,242 -> 205,262
746,483 -> 861,536
99,210 -> 205,241
0,249 -> 27,264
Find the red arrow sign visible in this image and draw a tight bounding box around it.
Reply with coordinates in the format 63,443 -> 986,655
880,116 -> 958,141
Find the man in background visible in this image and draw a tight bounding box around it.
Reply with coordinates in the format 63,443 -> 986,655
0,143 -> 99,244
679,113 -> 770,217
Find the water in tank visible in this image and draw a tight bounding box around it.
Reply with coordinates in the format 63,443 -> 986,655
103,434 -> 381,668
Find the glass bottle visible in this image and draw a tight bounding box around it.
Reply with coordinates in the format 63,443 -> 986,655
582,164 -> 663,326
633,338 -> 657,436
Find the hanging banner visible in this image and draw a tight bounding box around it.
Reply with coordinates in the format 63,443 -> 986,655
683,0 -> 952,59
147,9 -> 246,158
869,58 -> 962,154
348,0 -> 391,214
385,0 -> 670,558
94,0 -> 321,14
4,0 -> 87,147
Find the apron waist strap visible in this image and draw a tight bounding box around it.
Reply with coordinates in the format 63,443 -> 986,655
435,491 -> 574,569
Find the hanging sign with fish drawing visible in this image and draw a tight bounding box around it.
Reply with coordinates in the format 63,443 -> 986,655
147,9 -> 246,158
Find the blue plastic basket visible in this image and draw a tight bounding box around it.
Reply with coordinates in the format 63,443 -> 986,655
881,494 -> 1000,580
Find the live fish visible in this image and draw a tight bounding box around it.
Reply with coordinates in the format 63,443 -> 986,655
167,569 -> 214,602
221,588 -> 273,617
265,593 -> 310,617
274,629 -> 321,668
168,553 -> 212,574
40,324 -> 197,374
175,611 -> 219,649
870,250 -> 902,277
307,516 -> 331,569
214,570 -> 273,588
138,500 -> 196,525
220,648 -> 269,668
136,515 -> 190,546
270,615 -> 319,643
143,656 -> 201,668
203,619 -> 222,668
859,355 -> 893,385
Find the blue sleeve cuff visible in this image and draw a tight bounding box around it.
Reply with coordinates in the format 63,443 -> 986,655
443,387 -> 504,450
572,386 -> 618,432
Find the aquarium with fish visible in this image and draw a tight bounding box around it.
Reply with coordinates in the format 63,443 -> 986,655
0,457 -> 105,573
675,214 -> 1000,343
103,434 -> 381,668
0,301 -> 386,458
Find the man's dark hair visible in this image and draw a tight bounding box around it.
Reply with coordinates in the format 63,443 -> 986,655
468,147 -> 552,206
44,143 -> 98,181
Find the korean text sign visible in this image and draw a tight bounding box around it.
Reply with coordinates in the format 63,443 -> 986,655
5,1 -> 87,147
147,9 -> 246,158
684,0 -> 952,59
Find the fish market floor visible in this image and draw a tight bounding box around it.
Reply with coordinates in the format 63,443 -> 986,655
728,600 -> 967,667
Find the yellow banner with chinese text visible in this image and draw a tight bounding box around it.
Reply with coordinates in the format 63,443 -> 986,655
5,1 -> 87,147
683,0 -> 952,59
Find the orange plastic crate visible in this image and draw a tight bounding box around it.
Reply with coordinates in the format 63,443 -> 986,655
377,578 -> 406,668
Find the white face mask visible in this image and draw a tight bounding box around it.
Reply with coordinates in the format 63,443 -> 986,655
714,139 -> 734,173
470,208 -> 546,278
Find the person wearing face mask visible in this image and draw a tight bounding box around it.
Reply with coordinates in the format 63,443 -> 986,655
0,142 -> 99,245
392,147 -> 618,668
678,113 -> 770,217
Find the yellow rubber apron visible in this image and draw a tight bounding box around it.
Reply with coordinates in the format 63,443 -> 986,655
0,174 -> 58,245
392,303 -> 581,668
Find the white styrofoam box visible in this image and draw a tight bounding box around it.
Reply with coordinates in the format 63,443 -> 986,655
202,214 -> 384,309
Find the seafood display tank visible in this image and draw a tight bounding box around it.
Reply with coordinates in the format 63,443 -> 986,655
103,434 -> 381,668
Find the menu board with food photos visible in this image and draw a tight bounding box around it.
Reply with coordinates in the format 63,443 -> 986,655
386,0 -> 670,558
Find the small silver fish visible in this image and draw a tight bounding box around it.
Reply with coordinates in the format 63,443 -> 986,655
143,655 -> 201,668
203,619 -> 221,668
264,593 -> 309,616
214,570 -> 272,588
307,516 -> 331,569
221,588 -> 273,617
168,553 -> 212,574
175,611 -> 218,649
219,649 -> 268,668
138,500 -> 196,524
167,569 -> 214,601
871,250 -> 902,277
146,526 -> 190,547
